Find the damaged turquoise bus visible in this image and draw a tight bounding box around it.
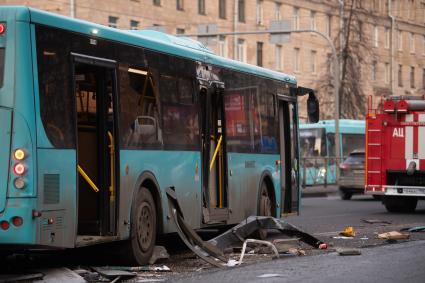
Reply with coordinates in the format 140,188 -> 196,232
0,6 -> 318,264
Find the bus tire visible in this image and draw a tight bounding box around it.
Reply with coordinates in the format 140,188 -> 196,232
384,196 -> 417,213
127,187 -> 157,265
255,181 -> 274,240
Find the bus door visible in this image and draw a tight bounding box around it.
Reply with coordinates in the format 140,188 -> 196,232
72,54 -> 119,238
200,83 -> 229,223
278,96 -> 300,215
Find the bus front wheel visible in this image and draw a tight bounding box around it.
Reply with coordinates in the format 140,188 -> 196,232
127,187 -> 157,265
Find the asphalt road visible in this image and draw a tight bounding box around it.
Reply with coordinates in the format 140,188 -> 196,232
172,240 -> 425,283
172,195 -> 425,283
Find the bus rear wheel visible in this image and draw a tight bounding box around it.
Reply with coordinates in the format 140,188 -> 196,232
126,187 -> 157,265
255,182 -> 274,240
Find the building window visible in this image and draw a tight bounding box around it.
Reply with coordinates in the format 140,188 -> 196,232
398,64 -> 403,87
218,35 -> 227,57
410,33 -> 415,53
326,15 -> 332,37
219,0 -> 226,19
293,7 -> 299,30
423,35 -> 425,55
398,30 -> 403,51
275,2 -> 281,21
130,20 -> 139,30
294,48 -> 300,72
238,0 -> 245,22
311,50 -> 317,74
108,16 -> 118,28
177,0 -> 184,10
374,26 -> 379,47
310,11 -> 316,31
176,28 -> 185,34
385,63 -> 390,84
256,0 -> 264,25
372,61 -> 377,81
385,27 -> 390,49
257,42 -> 263,67
410,66 -> 415,88
237,38 -> 246,62
198,0 -> 206,14
422,68 -> 425,89
153,0 -> 161,6
275,45 -> 282,70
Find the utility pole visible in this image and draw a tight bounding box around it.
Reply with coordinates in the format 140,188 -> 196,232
389,0 -> 395,95
179,28 -> 341,176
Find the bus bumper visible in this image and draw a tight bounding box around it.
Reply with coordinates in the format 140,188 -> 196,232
0,198 -> 37,245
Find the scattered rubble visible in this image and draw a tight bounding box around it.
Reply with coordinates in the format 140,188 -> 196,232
377,231 -> 410,240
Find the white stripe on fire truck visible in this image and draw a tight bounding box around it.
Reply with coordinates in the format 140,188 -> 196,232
419,114 -> 425,159
405,114 -> 414,159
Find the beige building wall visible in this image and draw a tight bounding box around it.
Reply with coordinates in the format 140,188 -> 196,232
3,0 -> 425,119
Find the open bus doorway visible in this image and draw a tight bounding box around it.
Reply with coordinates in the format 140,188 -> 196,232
72,54 -> 119,238
279,99 -> 299,215
200,84 -> 229,223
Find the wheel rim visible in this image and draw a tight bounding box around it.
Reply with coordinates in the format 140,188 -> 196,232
137,202 -> 154,252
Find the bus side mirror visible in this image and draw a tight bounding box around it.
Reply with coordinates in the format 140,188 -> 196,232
307,92 -> 319,123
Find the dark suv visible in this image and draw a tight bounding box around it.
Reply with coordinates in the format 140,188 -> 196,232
338,149 -> 365,200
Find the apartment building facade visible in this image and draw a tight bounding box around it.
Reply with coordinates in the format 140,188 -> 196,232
4,0 -> 425,118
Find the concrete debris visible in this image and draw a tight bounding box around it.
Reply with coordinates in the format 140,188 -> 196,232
339,226 -> 355,237
92,267 -> 136,279
225,259 -> 239,267
287,248 -> 306,256
377,231 -> 410,240
337,249 -> 362,256
149,246 -> 170,264
362,219 -> 392,225
34,268 -> 86,283
257,273 -> 284,278
272,238 -> 300,253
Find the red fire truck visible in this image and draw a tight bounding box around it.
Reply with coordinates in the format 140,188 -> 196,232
365,95 -> 425,212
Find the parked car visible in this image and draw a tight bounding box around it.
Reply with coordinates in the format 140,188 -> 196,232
338,149 -> 365,200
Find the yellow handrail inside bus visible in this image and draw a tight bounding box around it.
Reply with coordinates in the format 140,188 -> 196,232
77,165 -> 100,193
209,135 -> 223,171
108,131 -> 115,202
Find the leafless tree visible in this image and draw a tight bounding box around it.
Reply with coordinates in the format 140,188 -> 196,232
317,0 -> 374,119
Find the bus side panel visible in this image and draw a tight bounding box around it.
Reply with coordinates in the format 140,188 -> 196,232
227,153 -> 280,221
118,150 -> 201,236
36,149 -> 76,248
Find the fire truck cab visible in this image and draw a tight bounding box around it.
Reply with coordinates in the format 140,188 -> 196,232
365,95 -> 425,212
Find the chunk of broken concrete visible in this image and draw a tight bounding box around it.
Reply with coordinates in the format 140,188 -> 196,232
149,246 -> 170,264
377,231 -> 410,240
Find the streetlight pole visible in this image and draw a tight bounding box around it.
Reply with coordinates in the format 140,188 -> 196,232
179,28 -> 341,177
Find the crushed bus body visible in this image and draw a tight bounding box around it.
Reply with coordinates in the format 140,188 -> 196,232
365,95 -> 425,212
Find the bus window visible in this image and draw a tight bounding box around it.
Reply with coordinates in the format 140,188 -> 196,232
259,87 -> 278,154
160,74 -> 199,150
0,48 -> 4,87
299,128 -> 325,157
120,66 -> 163,148
342,134 -> 364,158
36,27 -> 75,148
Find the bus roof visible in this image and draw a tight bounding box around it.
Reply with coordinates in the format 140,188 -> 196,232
6,6 -> 297,85
299,119 -> 365,134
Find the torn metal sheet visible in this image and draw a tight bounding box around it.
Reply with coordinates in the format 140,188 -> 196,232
33,268 -> 86,283
166,187 -> 327,268
0,273 -> 44,283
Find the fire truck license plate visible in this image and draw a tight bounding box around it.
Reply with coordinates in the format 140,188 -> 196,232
403,188 -> 423,195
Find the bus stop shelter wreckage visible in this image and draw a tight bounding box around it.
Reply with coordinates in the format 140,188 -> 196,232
166,187 -> 327,268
